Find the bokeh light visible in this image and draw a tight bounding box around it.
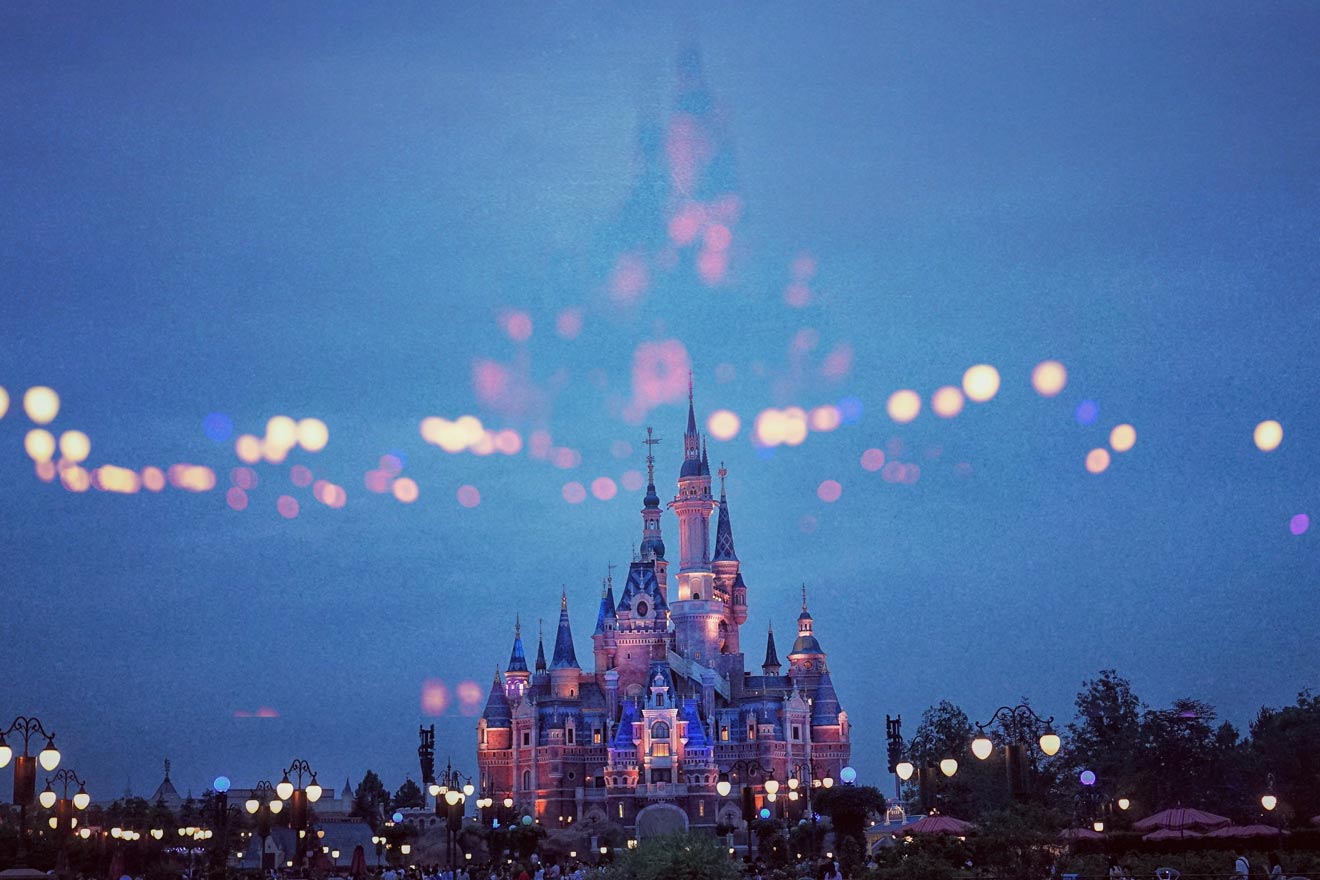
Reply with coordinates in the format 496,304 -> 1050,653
886,390 -> 921,424
92,465 -> 140,494
25,429 -> 56,463
591,477 -> 618,501
817,480 -> 842,503
296,418 -> 329,453
1253,420 -> 1283,452
290,465 -> 313,488
0,386 -> 8,419
276,495 -> 299,518
502,310 -> 533,342
456,680 -> 484,716
364,469 -> 391,493
203,413 -> 234,442
35,460 -> 56,482
809,405 -> 841,432
227,487 -> 249,511
457,485 -> 481,508
620,470 -> 644,492
168,464 -> 216,492
235,434 -> 262,464
58,430 -> 90,463
931,385 -> 965,419
23,386 -> 60,425
708,409 -> 741,441
1075,400 -> 1100,426
860,448 -> 886,472
141,467 -> 165,492
962,365 -> 1001,403
1289,514 -> 1309,536
630,339 -> 691,411
265,416 -> 297,453
231,467 -> 258,490
562,481 -> 587,504
392,477 -> 419,503
60,465 -> 90,493
555,308 -> 583,339
1031,360 -> 1068,397
1085,448 -> 1111,474
1109,424 -> 1137,453
421,679 -> 450,716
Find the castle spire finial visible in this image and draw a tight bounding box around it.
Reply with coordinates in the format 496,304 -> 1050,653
719,461 -> 727,496
561,586 -> 568,610
515,614 -> 521,637
802,583 -> 808,611
644,427 -> 661,486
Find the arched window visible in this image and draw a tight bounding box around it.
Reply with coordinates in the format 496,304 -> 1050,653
522,770 -> 531,790
651,721 -> 670,739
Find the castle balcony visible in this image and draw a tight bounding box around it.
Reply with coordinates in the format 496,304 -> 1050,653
638,781 -> 690,799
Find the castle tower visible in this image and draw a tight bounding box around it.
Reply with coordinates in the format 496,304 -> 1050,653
549,589 -> 582,698
787,585 -> 828,683
711,463 -> 746,651
592,575 -> 618,685
479,668 -> 513,762
670,380 -> 716,597
505,618 -> 530,703
639,427 -> 669,598
761,622 -> 782,676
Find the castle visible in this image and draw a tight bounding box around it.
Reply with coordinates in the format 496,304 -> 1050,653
477,390 -> 850,836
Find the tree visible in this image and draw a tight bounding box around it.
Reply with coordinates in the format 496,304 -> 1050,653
814,784 -> 885,868
393,777 -> 424,809
353,770 -> 390,829
1063,670 -> 1145,798
1139,698 -> 1239,811
1249,690 -> 1320,823
603,831 -> 743,880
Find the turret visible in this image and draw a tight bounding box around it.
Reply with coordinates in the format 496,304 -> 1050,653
479,668 -> 513,755
534,621 -> 548,689
505,618 -> 530,703
762,622 -> 781,676
592,576 -> 618,680
787,585 -> 828,680
712,463 -> 747,633
639,427 -> 669,598
550,589 -> 582,698
670,379 -> 717,597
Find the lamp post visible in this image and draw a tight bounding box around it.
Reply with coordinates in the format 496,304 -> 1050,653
1,715 -> 62,865
244,780 -> 283,871
716,759 -> 769,863
41,768 -> 90,879
426,758 -> 474,877
893,754 -> 958,815
970,704 -> 1058,799
276,759 -> 323,876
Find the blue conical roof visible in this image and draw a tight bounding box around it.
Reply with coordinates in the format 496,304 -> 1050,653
506,621 -> 528,673
594,584 -> 617,635
614,701 -> 639,749
535,630 -> 547,672
680,699 -> 708,748
551,592 -> 580,669
762,623 -> 780,671
811,671 -> 841,726
714,488 -> 737,561
482,671 -> 512,726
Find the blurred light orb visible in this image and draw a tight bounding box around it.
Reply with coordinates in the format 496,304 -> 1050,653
1075,400 -> 1100,426
364,469 -> 391,494
58,430 -> 91,463
204,413 -> 234,443
392,477 -> 419,504
0,386 -> 8,419
817,480 -> 843,503
35,460 -> 56,482
290,465 -> 313,488
92,465 -> 140,494
860,448 -> 886,472
1031,360 -> 1068,397
1290,513 -> 1309,536
591,477 -> 617,501
227,487 -> 249,511
931,385 -> 965,419
23,386 -> 60,424
1079,770 -> 1097,786
708,409 -> 741,441
838,397 -> 864,423
1254,420 -> 1283,452
297,418 -> 329,452
25,429 -> 56,462
380,453 -> 405,475
562,482 -> 587,504
235,434 -> 262,464
886,390 -> 921,424
141,466 -> 166,492
231,467 -> 258,490
276,495 -> 299,519
420,679 -> 450,717
962,365 -> 1000,403
1109,424 -> 1137,453
781,408 -> 809,446
620,470 -> 645,492
1085,448 -> 1111,474
457,485 -> 481,508
503,310 -> 533,342
704,224 -> 733,252
265,416 -> 297,451
494,429 -> 522,455
809,405 -> 841,432
61,465 -> 91,493
169,464 -> 216,492
555,308 -> 583,340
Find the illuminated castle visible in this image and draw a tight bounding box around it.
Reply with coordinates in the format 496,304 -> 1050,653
476,389 -> 851,836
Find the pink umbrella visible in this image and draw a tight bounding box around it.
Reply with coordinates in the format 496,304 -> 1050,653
1134,808 -> 1231,832
1204,825 -> 1288,839
1060,827 -> 1104,841
1143,828 -> 1203,842
900,815 -> 974,835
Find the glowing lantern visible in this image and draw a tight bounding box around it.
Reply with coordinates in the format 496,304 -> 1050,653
939,759 -> 958,778
895,761 -> 914,781
971,735 -> 994,761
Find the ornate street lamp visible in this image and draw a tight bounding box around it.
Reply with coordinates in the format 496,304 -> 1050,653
276,759 -> 322,874
717,759 -> 769,862
971,704 -> 1058,798
2,716 -> 63,864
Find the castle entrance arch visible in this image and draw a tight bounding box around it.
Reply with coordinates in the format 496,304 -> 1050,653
634,803 -> 689,840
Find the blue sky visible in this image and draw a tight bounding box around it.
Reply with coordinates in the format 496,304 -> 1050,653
2,2 -> 1318,801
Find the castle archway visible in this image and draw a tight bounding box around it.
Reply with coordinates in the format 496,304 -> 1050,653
634,803 -> 689,840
